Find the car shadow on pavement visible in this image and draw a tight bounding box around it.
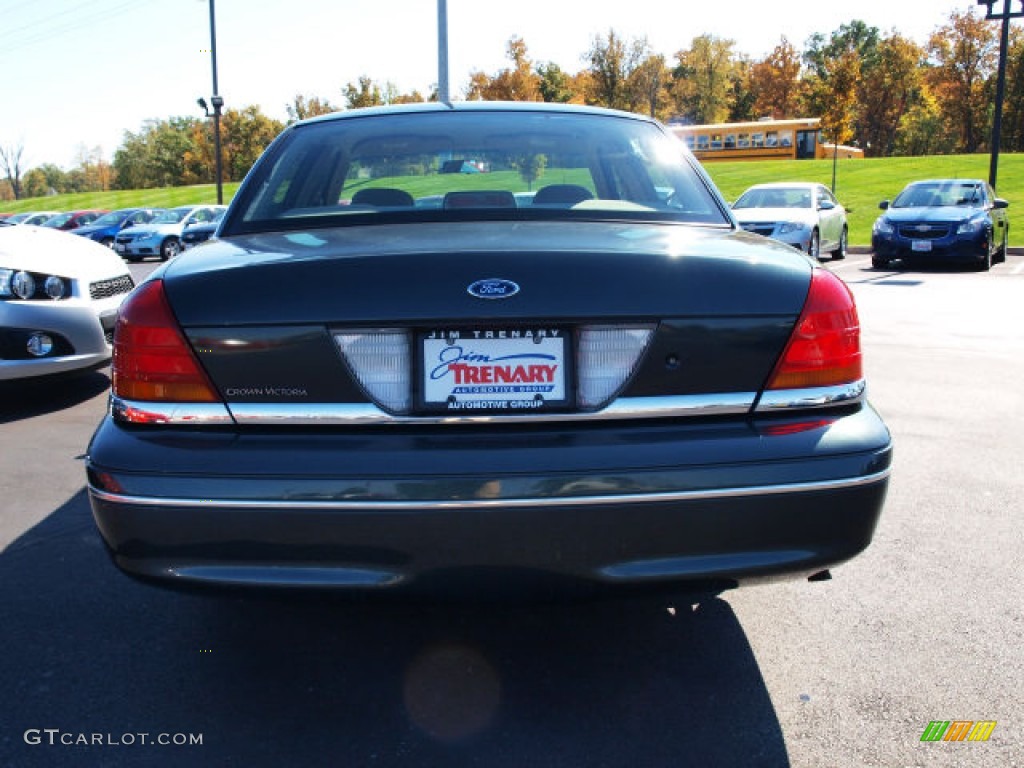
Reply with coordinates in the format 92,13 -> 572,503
0,371 -> 110,424
1,490 -> 790,768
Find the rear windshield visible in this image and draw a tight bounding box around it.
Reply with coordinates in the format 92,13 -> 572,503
227,109 -> 728,233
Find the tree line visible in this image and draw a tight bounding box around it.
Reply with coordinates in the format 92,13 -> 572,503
3,7 -> 1021,200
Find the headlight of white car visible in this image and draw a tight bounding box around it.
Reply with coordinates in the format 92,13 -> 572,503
0,267 -> 70,300
777,221 -> 805,235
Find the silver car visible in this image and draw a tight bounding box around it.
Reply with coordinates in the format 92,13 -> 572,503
114,205 -> 227,262
731,182 -> 848,260
0,226 -> 134,380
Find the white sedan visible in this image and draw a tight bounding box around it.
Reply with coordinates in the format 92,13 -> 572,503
731,182 -> 849,260
0,226 -> 135,380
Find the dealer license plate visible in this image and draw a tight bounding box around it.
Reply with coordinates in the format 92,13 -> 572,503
911,240 -> 932,252
421,328 -> 569,413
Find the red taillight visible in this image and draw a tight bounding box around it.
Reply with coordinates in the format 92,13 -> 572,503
767,269 -> 862,390
112,280 -> 219,402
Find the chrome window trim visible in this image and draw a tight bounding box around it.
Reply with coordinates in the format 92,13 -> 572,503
110,397 -> 235,425
755,379 -> 865,412
226,393 -> 757,425
88,468 -> 890,511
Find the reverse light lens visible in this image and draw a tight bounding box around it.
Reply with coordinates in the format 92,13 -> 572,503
112,280 -> 219,403
767,269 -> 861,390
334,330 -> 411,413
576,325 -> 654,408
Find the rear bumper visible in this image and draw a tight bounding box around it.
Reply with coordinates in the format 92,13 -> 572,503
86,404 -> 892,594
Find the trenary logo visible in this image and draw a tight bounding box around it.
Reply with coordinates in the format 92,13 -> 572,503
467,278 -> 519,300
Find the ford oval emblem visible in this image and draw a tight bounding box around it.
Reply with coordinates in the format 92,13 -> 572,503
467,278 -> 520,300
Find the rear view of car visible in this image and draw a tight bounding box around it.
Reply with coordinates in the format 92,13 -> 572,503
86,103 -> 891,597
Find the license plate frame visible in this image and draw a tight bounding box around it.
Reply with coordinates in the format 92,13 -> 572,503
911,239 -> 932,252
418,327 -> 572,414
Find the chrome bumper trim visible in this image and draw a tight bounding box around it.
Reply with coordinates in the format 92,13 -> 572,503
755,379 -> 866,412
226,393 -> 757,425
88,468 -> 890,511
111,397 -> 235,425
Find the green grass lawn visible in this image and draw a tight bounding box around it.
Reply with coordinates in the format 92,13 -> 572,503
3,154 -> 1020,246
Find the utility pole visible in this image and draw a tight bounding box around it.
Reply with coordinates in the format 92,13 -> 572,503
976,0 -> 1023,190
437,0 -> 449,103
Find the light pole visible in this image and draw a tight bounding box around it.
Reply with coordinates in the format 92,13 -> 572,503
437,0 -> 449,103
976,0 -> 1023,190
199,0 -> 224,204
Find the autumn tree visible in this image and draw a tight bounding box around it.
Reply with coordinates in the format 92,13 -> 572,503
727,56 -> 757,121
220,106 -> 285,181
1,142 -> 26,200
287,94 -> 337,122
466,37 -> 541,101
536,62 -> 575,103
344,76 -> 385,109
584,30 -> 648,110
894,87 -> 955,155
1001,28 -> 1024,151
671,35 -> 738,124
627,54 -> 671,118
858,33 -> 925,156
927,8 -> 997,153
750,37 -> 803,118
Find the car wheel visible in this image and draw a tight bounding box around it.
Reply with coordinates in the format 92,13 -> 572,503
160,238 -> 181,261
976,240 -> 992,272
808,229 -> 821,260
101,237 -> 114,249
871,255 -> 889,269
831,227 -> 847,260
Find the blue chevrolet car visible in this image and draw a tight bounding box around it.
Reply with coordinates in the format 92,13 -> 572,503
871,178 -> 1009,271
72,208 -> 166,249
86,103 -> 892,598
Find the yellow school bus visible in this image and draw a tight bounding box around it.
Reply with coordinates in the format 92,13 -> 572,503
670,118 -> 864,162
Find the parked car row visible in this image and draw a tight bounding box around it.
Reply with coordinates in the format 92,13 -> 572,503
0,205 -> 227,261
729,177 -> 1010,272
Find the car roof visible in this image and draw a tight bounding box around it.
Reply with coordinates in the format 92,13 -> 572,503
297,100 -> 656,128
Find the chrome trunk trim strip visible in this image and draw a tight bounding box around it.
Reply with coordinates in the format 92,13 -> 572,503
88,468 -> 891,511
110,397 -> 235,425
755,379 -> 866,412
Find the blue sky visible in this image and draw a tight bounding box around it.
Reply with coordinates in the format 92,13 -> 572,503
0,0 -> 967,170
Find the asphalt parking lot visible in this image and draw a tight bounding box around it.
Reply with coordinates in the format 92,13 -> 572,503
1,253 -> 1022,767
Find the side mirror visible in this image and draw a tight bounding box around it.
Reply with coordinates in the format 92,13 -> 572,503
878,200 -> 890,211
993,198 -> 1009,209
818,200 -> 835,211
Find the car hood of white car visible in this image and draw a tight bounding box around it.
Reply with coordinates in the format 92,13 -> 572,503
0,225 -> 131,280
732,207 -> 816,224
